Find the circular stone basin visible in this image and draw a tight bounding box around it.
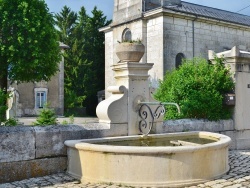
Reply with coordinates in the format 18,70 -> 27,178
65,132 -> 231,187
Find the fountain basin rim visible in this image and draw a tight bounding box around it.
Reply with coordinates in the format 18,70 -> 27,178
64,131 -> 231,154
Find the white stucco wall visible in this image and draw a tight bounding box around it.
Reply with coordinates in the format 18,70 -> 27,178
104,30 -> 114,97
146,16 -> 164,88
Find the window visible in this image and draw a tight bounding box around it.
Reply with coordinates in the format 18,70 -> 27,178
175,53 -> 185,68
34,88 -> 48,109
36,92 -> 46,108
122,28 -> 132,42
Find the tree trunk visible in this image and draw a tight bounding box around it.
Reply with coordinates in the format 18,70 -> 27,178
0,75 -> 8,91
0,65 -> 8,91
0,72 -> 8,122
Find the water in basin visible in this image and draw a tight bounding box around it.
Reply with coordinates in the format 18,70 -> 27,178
98,135 -> 219,147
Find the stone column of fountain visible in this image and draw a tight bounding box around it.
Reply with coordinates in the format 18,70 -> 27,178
96,42 -> 163,135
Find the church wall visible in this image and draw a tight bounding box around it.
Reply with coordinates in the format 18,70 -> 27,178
163,16 -> 191,72
105,14 -> 250,93
113,0 -> 142,25
103,1 -> 250,98
146,16 -> 164,87
162,16 -> 250,73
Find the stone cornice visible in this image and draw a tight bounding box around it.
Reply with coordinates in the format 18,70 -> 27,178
100,7 -> 250,32
143,8 -> 250,31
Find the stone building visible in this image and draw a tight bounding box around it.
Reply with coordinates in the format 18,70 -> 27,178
7,42 -> 69,117
100,0 -> 250,96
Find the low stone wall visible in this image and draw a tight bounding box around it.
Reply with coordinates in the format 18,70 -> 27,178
0,119 -> 245,183
0,123 -> 127,183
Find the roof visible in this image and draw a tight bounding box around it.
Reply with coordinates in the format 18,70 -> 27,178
146,1 -> 250,27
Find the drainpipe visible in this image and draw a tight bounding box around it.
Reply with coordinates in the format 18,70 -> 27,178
192,15 -> 198,58
143,0 -> 146,12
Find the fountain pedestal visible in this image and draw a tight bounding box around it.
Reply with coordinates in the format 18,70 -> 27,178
96,62 -> 162,135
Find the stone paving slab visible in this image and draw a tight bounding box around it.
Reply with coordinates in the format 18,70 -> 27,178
1,150 -> 250,188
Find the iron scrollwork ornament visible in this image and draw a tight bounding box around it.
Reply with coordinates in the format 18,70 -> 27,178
138,104 -> 165,135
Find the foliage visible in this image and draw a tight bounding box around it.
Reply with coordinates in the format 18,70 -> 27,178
55,6 -> 87,110
33,105 -> 57,126
79,7 -> 112,115
69,115 -> 74,124
61,115 -> 74,125
0,0 -> 60,90
54,6 -> 77,43
55,6 -> 111,115
117,38 -> 142,44
154,57 -> 234,121
3,118 -> 18,126
61,120 -> 68,125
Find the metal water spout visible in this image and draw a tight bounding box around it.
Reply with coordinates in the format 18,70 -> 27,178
138,101 -> 180,136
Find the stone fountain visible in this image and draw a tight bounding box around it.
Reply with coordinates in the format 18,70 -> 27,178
65,40 -> 231,187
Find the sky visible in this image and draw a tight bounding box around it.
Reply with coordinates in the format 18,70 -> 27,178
44,0 -> 114,19
44,0 -> 250,19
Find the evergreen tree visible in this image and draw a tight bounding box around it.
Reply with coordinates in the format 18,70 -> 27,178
54,6 -> 77,43
55,6 -> 111,116
79,7 -> 111,115
55,6 -> 85,110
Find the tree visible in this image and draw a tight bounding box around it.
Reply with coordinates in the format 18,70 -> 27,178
0,0 -> 60,90
55,6 -> 111,115
54,6 -> 77,43
82,7 -> 112,115
55,6 -> 84,110
154,57 -> 234,120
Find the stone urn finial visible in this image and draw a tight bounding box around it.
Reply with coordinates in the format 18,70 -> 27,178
115,40 -> 145,62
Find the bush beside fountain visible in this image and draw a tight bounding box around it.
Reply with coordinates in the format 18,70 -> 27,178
154,57 -> 234,121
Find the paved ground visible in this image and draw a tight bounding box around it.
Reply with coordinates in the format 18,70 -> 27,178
1,150 -> 250,188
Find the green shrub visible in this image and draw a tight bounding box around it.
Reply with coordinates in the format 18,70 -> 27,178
154,57 -> 234,121
61,120 -> 68,125
4,118 -> 18,126
33,105 -> 57,126
60,115 -> 74,125
69,115 -> 74,124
